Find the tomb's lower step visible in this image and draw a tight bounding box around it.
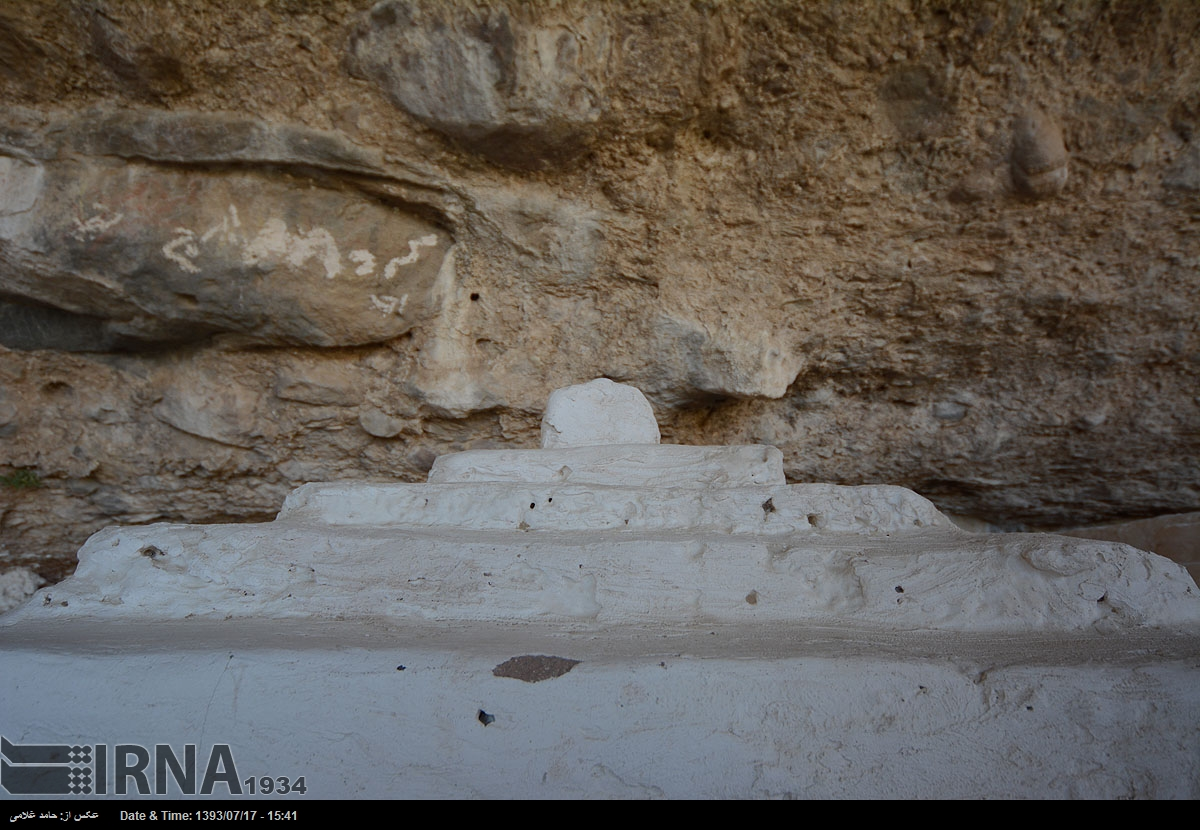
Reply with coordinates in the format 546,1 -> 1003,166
278,481 -> 951,534
6,517 -> 1196,633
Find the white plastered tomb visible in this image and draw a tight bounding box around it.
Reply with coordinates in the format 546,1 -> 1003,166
1,379 -> 1198,799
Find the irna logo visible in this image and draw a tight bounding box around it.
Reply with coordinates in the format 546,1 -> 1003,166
1,737 -> 244,795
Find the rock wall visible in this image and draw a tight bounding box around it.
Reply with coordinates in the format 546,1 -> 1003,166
1,0 -> 1198,581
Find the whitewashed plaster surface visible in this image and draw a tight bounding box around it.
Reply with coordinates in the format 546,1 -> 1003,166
540,377 -> 661,448
427,445 -> 785,486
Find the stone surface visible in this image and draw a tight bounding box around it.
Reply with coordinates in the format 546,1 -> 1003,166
1165,144 -> 1200,193
540,378 -> 660,448
0,1 -> 1199,582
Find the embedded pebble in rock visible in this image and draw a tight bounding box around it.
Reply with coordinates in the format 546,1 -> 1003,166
540,378 -> 660,448
1164,144 -> 1200,194
1011,108 -> 1069,199
0,567 -> 43,615
358,406 -> 409,439
932,401 -> 969,422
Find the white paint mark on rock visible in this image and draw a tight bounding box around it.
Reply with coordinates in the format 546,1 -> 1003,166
241,217 -> 293,266
163,206 -> 246,273
241,218 -> 344,278
293,227 -> 342,279
369,293 -> 408,316
162,228 -> 202,273
157,204 -> 438,288
383,234 -> 439,279
200,204 -> 242,244
71,203 -> 125,241
350,249 -> 376,275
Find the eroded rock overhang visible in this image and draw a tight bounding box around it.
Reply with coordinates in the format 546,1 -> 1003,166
0,110 -> 453,349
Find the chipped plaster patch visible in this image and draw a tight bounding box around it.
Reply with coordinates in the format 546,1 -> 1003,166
493,655 -> 581,682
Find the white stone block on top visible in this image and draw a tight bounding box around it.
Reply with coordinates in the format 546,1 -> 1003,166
540,378 -> 660,448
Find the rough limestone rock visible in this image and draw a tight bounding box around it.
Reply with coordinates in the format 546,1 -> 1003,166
0,1 -> 1199,582
346,0 -> 608,170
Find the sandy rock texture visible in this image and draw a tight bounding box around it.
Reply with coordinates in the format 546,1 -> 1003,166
1062,511 -> 1200,583
1,0 -> 1198,581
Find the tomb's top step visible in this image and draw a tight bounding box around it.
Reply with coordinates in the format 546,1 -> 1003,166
428,378 -> 784,489
270,379 -> 940,532
428,445 -> 785,487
